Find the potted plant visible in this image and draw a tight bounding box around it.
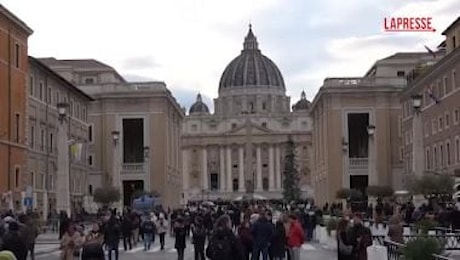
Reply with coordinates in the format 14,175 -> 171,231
415,219 -> 439,235
403,237 -> 443,260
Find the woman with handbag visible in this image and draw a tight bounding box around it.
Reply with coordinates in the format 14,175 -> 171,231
81,223 -> 104,260
60,223 -> 83,260
336,218 -> 353,260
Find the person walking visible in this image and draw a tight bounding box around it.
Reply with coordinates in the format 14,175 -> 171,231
191,218 -> 206,260
336,218 -> 353,260
271,220 -> 287,260
348,213 -> 372,260
286,214 -> 304,260
60,223 -> 83,260
2,222 -> 28,260
387,215 -> 403,244
156,214 -> 168,250
251,212 -> 274,260
237,217 -> 253,260
81,223 -> 104,260
121,213 -> 133,251
174,217 -> 187,260
206,215 -> 244,260
104,214 -> 121,260
141,216 -> 155,251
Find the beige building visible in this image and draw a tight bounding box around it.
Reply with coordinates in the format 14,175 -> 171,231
309,52 -> 441,205
401,17 -> 460,184
182,26 -> 312,203
27,57 -> 93,216
40,58 -> 184,209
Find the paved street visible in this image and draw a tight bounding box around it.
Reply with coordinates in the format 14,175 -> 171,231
35,234 -> 336,260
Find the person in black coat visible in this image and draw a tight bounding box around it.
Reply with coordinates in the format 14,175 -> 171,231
121,214 -> 132,251
174,217 -> 187,260
104,215 -> 121,260
270,220 -> 286,260
192,218 -> 206,260
337,218 -> 353,260
2,221 -> 27,260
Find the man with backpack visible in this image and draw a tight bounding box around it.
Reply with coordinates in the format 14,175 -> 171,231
206,215 -> 243,260
141,217 -> 156,251
191,218 -> 206,260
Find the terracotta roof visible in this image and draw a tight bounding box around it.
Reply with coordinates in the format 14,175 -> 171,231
39,57 -> 114,70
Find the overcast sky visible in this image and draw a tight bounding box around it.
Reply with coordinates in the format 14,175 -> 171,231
2,0 -> 459,110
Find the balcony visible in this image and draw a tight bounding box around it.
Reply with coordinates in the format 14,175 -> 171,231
121,163 -> 145,174
349,158 -> 369,169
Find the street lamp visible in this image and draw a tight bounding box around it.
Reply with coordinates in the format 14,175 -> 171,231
342,138 -> 348,152
111,131 -> 120,145
143,146 -> 150,159
367,125 -> 376,137
411,94 -> 423,111
57,102 -> 68,123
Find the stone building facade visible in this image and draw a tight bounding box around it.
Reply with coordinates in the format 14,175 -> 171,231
0,5 -> 33,210
27,57 -> 92,216
309,52 -> 440,205
401,17 -> 460,185
41,59 -> 184,209
182,26 -> 312,203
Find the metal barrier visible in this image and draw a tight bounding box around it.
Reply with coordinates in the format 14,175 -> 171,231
383,239 -> 455,260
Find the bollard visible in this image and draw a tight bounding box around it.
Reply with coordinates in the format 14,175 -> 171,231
367,245 -> 388,260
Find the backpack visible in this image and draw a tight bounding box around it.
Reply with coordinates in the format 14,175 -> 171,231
206,234 -> 232,260
143,221 -> 154,233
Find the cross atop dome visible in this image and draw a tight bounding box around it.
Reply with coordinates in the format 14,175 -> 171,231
196,93 -> 202,102
301,90 -> 306,100
243,23 -> 259,51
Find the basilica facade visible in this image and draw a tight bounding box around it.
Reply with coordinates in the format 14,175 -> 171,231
182,26 -> 312,202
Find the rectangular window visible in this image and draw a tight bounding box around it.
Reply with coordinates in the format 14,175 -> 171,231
69,100 -> 73,116
15,114 -> 20,143
56,91 -> 60,104
434,145 -> 438,168
88,125 -> 93,142
424,122 -> 429,137
400,146 -> 404,162
15,44 -> 19,68
432,119 -> 437,134
453,70 -> 457,89
439,116 -> 443,131
84,77 -> 95,84
455,109 -> 459,125
29,76 -> 34,96
446,113 -> 450,128
440,144 -> 444,166
446,141 -> 451,165
30,172 -> 35,188
397,71 -> 405,77
398,116 -> 402,137
50,133 -> 53,153
40,129 -> 45,151
426,148 -> 431,170
443,76 -> 448,94
456,138 -> 460,163
47,87 -> 52,104
30,126 -> 34,148
15,168 -> 20,188
88,155 -> 93,166
39,82 -> 44,100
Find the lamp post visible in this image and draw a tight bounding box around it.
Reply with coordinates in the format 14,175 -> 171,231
56,102 -> 71,216
411,94 -> 424,178
111,130 -> 122,212
367,124 -> 377,186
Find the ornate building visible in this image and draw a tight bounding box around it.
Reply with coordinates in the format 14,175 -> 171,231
182,26 -> 312,202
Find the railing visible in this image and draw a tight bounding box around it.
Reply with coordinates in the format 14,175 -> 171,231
375,234 -> 460,251
383,239 -> 455,260
349,158 -> 369,169
121,163 -> 145,174
323,77 -> 407,87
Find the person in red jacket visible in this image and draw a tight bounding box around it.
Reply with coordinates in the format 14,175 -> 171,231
287,214 -> 304,260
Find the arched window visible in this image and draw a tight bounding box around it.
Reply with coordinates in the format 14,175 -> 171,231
263,177 -> 269,191
233,178 -> 239,191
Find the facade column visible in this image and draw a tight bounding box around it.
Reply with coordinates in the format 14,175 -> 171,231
182,149 -> 189,202
226,147 -> 232,192
202,147 -> 208,190
256,145 -> 262,191
112,136 -> 122,213
275,145 -> 281,190
219,146 -> 226,192
268,145 -> 275,191
238,146 -> 245,192
56,120 -> 70,216
368,137 -> 377,186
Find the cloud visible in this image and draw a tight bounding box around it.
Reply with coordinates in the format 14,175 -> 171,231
122,56 -> 159,70
2,0 -> 458,104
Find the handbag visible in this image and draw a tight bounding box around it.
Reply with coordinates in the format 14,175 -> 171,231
82,242 -> 104,257
338,235 -> 353,255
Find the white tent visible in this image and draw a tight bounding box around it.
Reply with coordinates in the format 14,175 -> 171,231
234,194 -> 267,201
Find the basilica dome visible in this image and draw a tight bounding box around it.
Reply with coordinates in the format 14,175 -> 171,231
189,93 -> 209,114
292,91 -> 310,111
219,25 -> 285,91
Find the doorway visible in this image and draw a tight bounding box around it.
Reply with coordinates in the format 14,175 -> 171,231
123,180 -> 144,206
